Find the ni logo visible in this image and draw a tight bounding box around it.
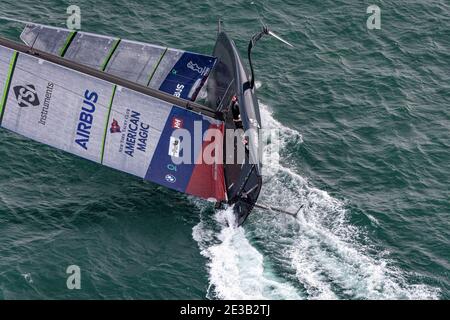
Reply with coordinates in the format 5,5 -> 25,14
13,84 -> 40,108
110,119 -> 121,133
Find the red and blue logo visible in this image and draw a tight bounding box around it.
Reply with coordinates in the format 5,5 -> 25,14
110,119 -> 121,133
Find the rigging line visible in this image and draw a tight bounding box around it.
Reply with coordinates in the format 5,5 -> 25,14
90,65 -> 214,80
0,15 -> 79,29
0,15 -> 38,26
216,80 -> 236,112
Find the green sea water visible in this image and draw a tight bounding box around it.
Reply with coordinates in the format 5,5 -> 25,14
0,0 -> 448,299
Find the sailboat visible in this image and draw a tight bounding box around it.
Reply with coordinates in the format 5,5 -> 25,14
0,21 -> 292,225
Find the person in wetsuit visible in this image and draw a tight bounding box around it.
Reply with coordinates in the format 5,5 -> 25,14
231,95 -> 243,129
230,95 -> 249,154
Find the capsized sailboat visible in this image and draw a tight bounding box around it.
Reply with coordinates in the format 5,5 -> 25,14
0,22 -> 290,225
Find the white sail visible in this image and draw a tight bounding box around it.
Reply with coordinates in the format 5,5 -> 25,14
20,24 -> 216,101
0,43 -> 226,201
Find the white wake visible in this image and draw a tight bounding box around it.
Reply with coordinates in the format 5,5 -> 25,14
192,101 -> 440,300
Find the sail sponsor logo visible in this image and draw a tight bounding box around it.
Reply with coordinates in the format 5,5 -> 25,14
168,136 -> 181,158
75,90 -> 98,150
174,84 -> 184,98
13,83 -> 54,126
171,117 -> 183,129
117,109 -> 150,157
169,117 -> 183,158
13,84 -> 40,108
110,119 -> 121,133
165,174 -> 176,183
38,82 -> 54,126
187,61 -> 209,76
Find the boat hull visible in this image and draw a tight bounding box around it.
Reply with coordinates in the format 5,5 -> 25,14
207,32 -> 263,225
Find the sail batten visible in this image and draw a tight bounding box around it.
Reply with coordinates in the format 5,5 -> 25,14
146,47 -> 168,86
101,39 -> 121,71
0,49 -> 17,123
59,31 -> 77,57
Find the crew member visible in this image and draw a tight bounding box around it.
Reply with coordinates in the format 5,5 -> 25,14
231,95 -> 243,129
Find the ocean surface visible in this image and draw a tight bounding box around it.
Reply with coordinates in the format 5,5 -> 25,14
0,0 -> 448,299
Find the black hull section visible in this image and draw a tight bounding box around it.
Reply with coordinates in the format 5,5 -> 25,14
207,32 -> 263,225
233,166 -> 263,226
